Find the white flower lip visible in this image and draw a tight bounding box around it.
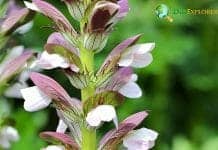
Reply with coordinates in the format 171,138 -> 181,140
119,74 -> 142,98
123,128 -> 158,150
24,1 -> 40,12
36,51 -> 79,72
118,43 -> 155,68
36,51 -> 70,69
0,126 -> 19,149
21,86 -> 52,112
86,105 -> 118,128
56,120 -> 68,133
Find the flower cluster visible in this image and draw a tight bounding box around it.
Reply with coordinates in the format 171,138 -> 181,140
19,0 -> 158,149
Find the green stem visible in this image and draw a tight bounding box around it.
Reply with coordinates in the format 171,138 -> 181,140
80,47 -> 96,150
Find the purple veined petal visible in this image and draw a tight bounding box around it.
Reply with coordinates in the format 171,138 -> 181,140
6,0 -> 22,16
96,67 -> 133,93
30,0 -> 77,36
97,34 -> 141,75
117,0 -> 129,19
29,72 -> 78,107
0,8 -> 30,34
0,51 -> 33,83
40,132 -> 79,149
47,32 -> 79,56
99,111 -> 148,150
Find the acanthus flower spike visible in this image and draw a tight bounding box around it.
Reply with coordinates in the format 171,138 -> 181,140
19,0 -> 158,149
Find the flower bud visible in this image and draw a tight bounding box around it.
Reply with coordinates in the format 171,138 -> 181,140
63,0 -> 87,21
83,33 -> 108,53
84,1 -> 120,52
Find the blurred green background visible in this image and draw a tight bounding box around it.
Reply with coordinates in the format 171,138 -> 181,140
3,0 -> 218,149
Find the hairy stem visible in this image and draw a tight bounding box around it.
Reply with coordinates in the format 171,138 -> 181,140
80,48 -> 96,150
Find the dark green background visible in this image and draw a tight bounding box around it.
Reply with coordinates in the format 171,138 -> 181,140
4,0 -> 218,149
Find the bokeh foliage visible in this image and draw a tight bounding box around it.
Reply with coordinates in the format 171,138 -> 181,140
2,0 -> 218,149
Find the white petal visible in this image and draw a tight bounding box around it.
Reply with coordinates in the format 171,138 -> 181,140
97,105 -> 117,122
2,126 -> 19,142
0,138 -> 10,149
123,128 -> 158,150
129,43 -> 155,54
131,53 -> 153,68
130,74 -> 138,82
14,21 -> 33,34
4,82 -> 28,98
118,50 -> 134,67
0,126 -> 19,148
21,86 -> 52,112
36,51 -> 70,70
86,110 -> 101,127
86,105 -> 117,127
119,82 -> 142,98
56,120 -> 68,133
42,145 -> 65,150
24,1 -> 40,12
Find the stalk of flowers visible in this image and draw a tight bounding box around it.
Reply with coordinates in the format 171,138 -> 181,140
0,0 -> 35,96
22,0 -> 158,149
0,1 -> 35,149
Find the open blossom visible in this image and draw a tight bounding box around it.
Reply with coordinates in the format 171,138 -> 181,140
86,105 -> 118,128
97,67 -> 142,98
118,43 -> 155,68
123,128 -> 158,150
0,126 -> 19,149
